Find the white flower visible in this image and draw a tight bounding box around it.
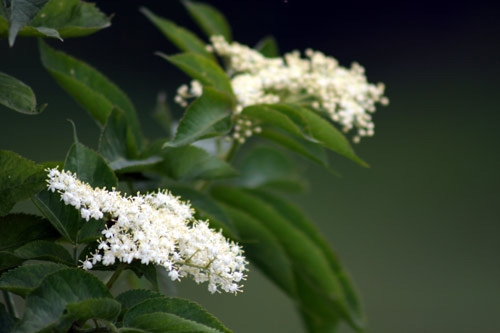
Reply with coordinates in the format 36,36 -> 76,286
174,35 -> 389,143
46,168 -> 247,294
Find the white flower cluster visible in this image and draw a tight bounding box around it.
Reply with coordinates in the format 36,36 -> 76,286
175,36 -> 388,143
46,168 -> 247,294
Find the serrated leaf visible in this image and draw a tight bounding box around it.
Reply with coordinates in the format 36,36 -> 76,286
237,146 -> 305,192
168,186 -> 237,237
64,298 -> 121,323
0,213 -> 58,251
168,87 -> 233,147
0,72 -> 46,114
116,289 -> 162,316
77,218 -> 105,244
255,36 -> 279,58
0,0 -> 111,41
159,53 -> 233,96
0,262 -> 65,297
0,150 -> 46,216
141,7 -> 213,59
13,240 -> 74,265
211,186 -> 360,330
153,145 -> 237,181
7,0 -> 49,46
220,204 -> 296,296
123,297 -> 230,333
39,40 -> 144,149
247,189 -> 364,327
14,268 -> 111,333
183,1 -> 232,41
257,129 -> 331,170
269,104 -> 367,166
0,252 -> 24,272
64,141 -> 118,189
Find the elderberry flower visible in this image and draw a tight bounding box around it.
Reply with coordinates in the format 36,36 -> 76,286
175,35 -> 388,143
46,168 -> 247,294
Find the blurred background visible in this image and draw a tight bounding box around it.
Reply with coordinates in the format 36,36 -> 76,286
1,0 -> 499,332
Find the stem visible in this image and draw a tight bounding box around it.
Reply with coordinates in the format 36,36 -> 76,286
2,291 -> 17,318
73,244 -> 78,265
106,263 -> 126,290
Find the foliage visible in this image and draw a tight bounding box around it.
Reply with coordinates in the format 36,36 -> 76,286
0,1 -> 388,332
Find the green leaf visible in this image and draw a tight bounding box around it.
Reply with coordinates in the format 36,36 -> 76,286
77,218 -> 105,244
211,186 -> 360,330
168,186 -> 237,237
14,268 -> 112,333
64,141 -> 118,189
269,104 -> 367,166
168,87 -> 233,147
98,108 -> 161,172
183,0 -> 232,41
123,297 -> 230,333
0,262 -> 65,297
99,108 -> 138,162
159,53 -> 233,96
13,240 -> 74,265
255,36 -> 279,58
247,189 -> 364,326
65,298 -> 121,323
116,289 -> 162,316
0,72 -> 46,114
0,0 -> 111,42
153,145 -> 237,181
0,150 -> 46,216
140,7 -> 213,59
0,213 -> 58,251
0,252 -> 24,272
7,0 -> 49,46
32,189 -> 81,243
220,204 -> 296,296
39,40 -> 144,149
237,146 -> 305,192
241,104 -> 304,138
257,129 -> 331,170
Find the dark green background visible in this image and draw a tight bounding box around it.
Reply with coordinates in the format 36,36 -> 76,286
1,1 -> 499,332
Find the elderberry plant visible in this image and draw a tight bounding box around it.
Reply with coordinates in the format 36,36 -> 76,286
0,1 -> 388,332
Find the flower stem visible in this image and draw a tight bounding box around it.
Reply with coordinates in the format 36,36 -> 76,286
106,263 -> 126,290
2,291 -> 17,318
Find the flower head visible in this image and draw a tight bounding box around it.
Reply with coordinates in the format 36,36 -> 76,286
175,36 -> 388,143
46,168 -> 247,294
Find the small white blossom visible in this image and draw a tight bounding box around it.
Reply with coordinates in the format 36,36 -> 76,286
174,36 -> 388,143
46,168 -> 247,294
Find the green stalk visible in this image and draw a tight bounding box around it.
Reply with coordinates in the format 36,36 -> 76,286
2,291 -> 17,318
106,263 -> 126,290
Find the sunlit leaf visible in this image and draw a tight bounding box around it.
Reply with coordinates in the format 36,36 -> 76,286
168,87 -> 234,147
